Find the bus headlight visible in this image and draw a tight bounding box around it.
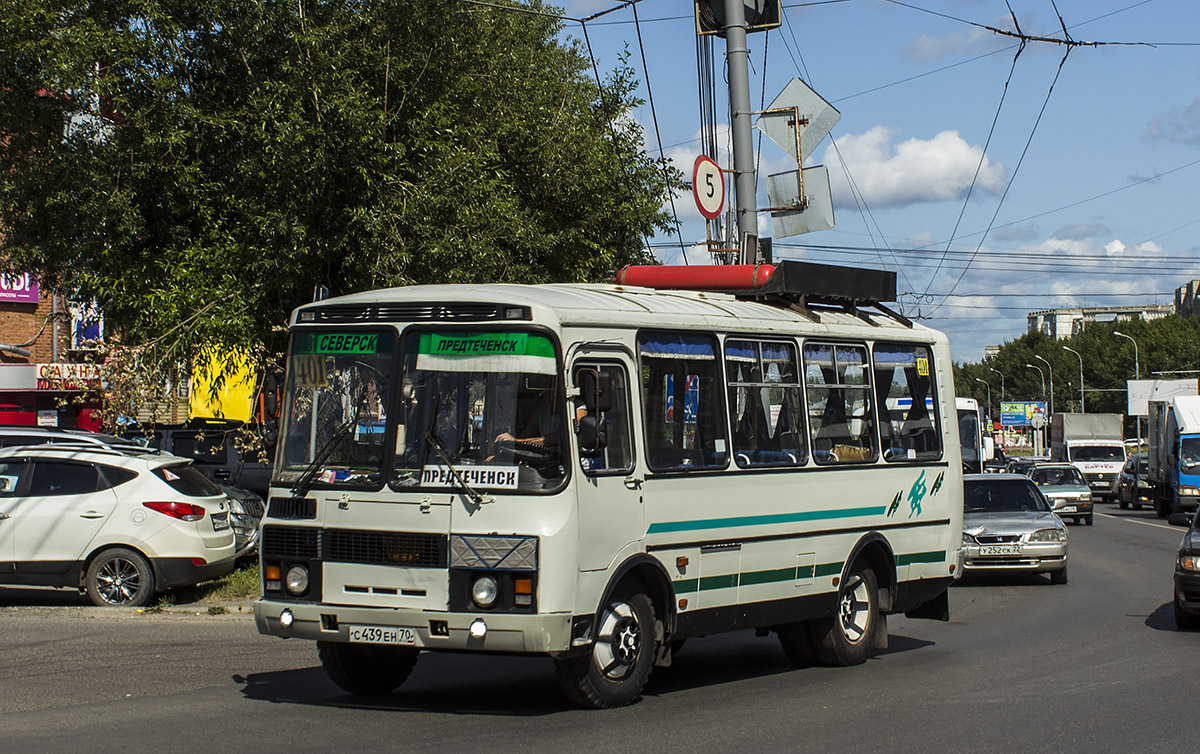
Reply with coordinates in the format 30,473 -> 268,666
472,575 -> 499,608
285,565 -> 309,596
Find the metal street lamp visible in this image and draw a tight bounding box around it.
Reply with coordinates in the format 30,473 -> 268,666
1113,330 -> 1140,380
1034,354 -> 1054,417
974,378 -> 991,426
1026,363 -> 1047,453
1063,345 -> 1084,413
989,367 -> 1005,403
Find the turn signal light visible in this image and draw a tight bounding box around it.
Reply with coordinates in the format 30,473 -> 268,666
265,564 -> 282,581
514,578 -> 533,595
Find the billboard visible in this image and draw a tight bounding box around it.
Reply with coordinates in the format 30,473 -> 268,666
1127,379 -> 1198,417
1000,401 -> 1046,427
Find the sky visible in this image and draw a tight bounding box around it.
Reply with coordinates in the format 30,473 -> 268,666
550,0 -> 1200,363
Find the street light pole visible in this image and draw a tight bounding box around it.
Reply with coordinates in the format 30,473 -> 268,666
1063,345 -> 1084,413
1026,362 -> 1047,452
989,367 -> 1005,403
1113,329 -> 1141,446
974,378 -> 992,426
1113,330 -> 1140,380
1034,354 -> 1054,417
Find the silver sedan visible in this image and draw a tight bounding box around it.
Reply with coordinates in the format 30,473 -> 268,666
962,473 -> 1069,584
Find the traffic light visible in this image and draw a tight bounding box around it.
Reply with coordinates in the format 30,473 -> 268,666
695,0 -> 781,37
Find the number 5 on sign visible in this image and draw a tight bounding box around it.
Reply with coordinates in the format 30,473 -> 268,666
692,155 -> 725,220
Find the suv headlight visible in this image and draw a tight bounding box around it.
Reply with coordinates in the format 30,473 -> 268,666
1029,528 -> 1066,543
1179,553 -> 1200,571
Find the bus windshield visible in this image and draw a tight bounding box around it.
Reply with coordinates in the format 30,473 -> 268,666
277,330 -> 395,488
392,331 -> 567,492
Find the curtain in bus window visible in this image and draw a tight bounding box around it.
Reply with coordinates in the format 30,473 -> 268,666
640,332 -> 727,472
804,342 -> 877,464
725,339 -> 805,468
873,343 -> 942,462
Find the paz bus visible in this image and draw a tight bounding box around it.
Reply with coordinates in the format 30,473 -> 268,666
254,261 -> 965,708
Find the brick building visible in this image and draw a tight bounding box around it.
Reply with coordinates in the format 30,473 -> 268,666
1,271 -> 104,429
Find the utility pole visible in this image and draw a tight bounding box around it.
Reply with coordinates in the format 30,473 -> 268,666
722,0 -> 759,263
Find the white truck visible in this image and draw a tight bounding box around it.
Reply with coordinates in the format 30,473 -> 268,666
1049,413 -> 1126,503
1147,396 -> 1200,518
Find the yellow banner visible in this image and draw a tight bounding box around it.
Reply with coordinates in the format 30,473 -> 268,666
189,346 -> 256,422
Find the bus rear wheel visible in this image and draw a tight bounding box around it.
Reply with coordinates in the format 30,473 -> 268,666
808,565 -> 882,666
318,641 -> 419,696
555,585 -> 656,708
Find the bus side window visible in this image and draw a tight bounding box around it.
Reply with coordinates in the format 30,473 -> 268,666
574,364 -> 634,474
725,338 -> 805,467
639,332 -> 728,472
804,342 -> 877,464
873,343 -> 942,462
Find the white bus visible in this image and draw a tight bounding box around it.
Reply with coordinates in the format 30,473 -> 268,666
255,261 -> 965,708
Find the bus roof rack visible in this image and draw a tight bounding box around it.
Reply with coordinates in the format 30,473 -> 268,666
742,260 -> 910,327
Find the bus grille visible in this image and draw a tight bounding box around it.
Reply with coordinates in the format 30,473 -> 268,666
266,496 -> 317,520
325,529 -> 448,568
310,303 -> 526,323
262,525 -> 321,559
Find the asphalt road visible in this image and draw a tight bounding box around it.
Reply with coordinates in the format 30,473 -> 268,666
0,504 -> 1195,754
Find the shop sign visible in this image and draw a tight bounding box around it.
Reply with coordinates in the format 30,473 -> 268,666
0,272 -> 39,303
36,363 -> 102,391
37,410 -> 58,427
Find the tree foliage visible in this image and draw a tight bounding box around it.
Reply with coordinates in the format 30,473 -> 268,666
0,0 -> 681,360
954,315 -> 1200,434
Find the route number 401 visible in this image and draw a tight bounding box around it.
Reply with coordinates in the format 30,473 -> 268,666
692,155 -> 725,220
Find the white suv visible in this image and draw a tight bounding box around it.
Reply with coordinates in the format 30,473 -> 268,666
0,445 -> 236,606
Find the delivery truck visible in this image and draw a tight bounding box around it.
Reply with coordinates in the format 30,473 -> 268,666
1049,413 -> 1125,502
1147,396 -> 1200,518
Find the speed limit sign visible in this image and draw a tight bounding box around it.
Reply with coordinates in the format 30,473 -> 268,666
692,154 -> 725,220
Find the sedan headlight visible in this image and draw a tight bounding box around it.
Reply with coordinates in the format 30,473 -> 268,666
1179,553 -> 1200,571
1081,493 -> 1092,502
1051,498 -> 1066,507
962,531 -> 976,545
1029,528 -> 1067,543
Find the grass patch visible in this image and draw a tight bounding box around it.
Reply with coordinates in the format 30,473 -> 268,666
171,563 -> 261,605
207,605 -> 231,616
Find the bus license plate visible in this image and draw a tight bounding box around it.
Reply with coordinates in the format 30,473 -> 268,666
980,544 -> 1021,556
348,625 -> 417,646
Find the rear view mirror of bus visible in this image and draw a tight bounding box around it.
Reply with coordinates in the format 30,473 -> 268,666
577,369 -> 613,413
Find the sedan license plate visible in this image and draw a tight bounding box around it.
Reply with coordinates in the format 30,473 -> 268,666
210,512 -> 230,531
348,625 -> 417,646
980,544 -> 1022,556
1059,505 -> 1078,513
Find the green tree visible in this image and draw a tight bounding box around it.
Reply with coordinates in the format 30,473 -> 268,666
0,0 -> 682,362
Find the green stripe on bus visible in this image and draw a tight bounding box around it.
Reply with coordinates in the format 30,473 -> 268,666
672,561 -> 844,594
896,550 -> 946,566
646,506 -> 888,534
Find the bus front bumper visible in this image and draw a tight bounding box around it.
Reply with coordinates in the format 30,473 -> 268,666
255,599 -> 574,654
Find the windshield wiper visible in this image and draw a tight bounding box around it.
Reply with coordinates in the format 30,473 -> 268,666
425,430 -> 493,506
290,419 -> 355,498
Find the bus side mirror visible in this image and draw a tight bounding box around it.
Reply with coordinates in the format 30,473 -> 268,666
576,414 -> 607,454
577,369 -> 613,413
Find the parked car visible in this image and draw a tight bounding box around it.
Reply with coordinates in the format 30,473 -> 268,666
120,420 -> 273,497
1169,508 -> 1200,629
1115,453 -> 1153,510
962,473 -> 1069,584
0,426 -> 143,452
1030,462 -> 1094,525
0,445 -> 236,606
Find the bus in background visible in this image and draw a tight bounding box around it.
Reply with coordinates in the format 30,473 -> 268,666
255,261 -> 966,708
957,396 -> 996,474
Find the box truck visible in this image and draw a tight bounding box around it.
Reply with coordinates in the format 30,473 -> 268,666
1147,397 -> 1200,518
1049,413 -> 1125,502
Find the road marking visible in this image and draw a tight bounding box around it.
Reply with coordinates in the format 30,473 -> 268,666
1095,512 -> 1179,532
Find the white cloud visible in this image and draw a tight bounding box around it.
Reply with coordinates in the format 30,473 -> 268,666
820,127 -> 1006,209
1145,99 -> 1200,146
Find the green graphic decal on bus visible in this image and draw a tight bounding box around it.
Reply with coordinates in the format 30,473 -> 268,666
415,332 -> 557,374
887,469 -> 946,518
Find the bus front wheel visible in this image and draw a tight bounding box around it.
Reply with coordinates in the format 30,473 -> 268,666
318,641 -> 419,696
807,565 -> 882,666
555,585 -> 656,708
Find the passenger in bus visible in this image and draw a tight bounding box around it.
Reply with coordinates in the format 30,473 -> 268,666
495,375 -> 562,449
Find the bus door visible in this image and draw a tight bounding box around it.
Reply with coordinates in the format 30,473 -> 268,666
571,356 -> 643,571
